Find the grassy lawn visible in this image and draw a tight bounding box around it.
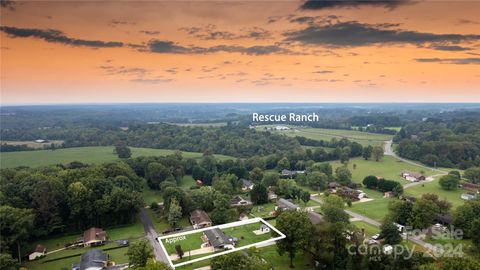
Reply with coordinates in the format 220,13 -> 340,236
147,208 -> 191,232
331,156 -> 436,185
258,126 -> 392,147
404,179 -> 465,209
179,175 -> 196,190
349,198 -> 394,222
224,223 -> 275,247
162,232 -> 205,255
351,221 -> 380,237
0,146 -> 234,168
256,245 -> 315,270
142,184 -> 163,205
250,203 -> 276,218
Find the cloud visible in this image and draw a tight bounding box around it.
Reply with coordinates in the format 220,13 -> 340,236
147,39 -> 297,55
179,24 -> 271,40
313,70 -> 334,74
457,19 -> 480,25
300,0 -> 410,10
99,65 -> 149,76
427,45 -> 471,51
131,78 -> 173,84
414,58 -> 480,64
140,30 -> 160,35
0,26 -> 123,48
283,21 -> 480,48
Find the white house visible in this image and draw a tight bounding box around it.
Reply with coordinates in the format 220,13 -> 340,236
28,244 -> 46,261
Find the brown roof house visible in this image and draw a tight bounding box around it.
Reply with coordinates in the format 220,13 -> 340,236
28,244 -> 46,261
400,171 -> 426,182
190,210 -> 213,229
82,228 -> 107,247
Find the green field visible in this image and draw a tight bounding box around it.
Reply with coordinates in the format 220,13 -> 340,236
257,126 -> 392,147
351,221 -> 380,237
349,197 -> 394,222
331,156 -> 436,185
0,146 -> 234,168
404,178 -> 465,208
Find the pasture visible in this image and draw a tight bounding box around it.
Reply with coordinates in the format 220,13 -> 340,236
0,146 -> 234,168
330,156 -> 436,185
256,126 -> 393,146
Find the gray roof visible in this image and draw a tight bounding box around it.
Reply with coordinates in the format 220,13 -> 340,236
240,179 -> 253,188
78,249 -> 107,270
307,212 -> 324,225
204,228 -> 234,248
277,198 -> 299,210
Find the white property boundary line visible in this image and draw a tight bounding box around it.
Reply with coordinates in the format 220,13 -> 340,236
156,217 -> 285,269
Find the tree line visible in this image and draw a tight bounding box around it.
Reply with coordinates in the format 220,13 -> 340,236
394,118 -> 480,169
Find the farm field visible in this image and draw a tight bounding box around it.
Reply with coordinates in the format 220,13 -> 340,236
25,219 -> 144,270
256,126 -> 393,146
0,146 -> 234,168
330,156 -> 436,185
404,179 -> 465,208
1,140 -> 64,148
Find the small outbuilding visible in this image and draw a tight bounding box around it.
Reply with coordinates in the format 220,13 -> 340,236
28,244 -> 46,261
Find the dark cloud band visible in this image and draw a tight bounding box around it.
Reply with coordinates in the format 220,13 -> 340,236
284,21 -> 480,49
0,26 -> 123,48
301,0 -> 409,10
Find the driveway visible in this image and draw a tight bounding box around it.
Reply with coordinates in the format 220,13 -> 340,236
139,208 -> 170,264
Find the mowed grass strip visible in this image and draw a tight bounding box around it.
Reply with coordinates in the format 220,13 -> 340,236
0,146 -> 234,168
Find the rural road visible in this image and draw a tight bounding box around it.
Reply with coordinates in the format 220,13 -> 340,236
383,140 -> 447,189
139,208 -> 170,264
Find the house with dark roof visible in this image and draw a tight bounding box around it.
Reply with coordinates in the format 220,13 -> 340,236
307,212 -> 324,225
434,214 -> 452,226
240,179 -> 254,191
28,244 -> 46,261
276,198 -> 300,211
461,182 -> 479,192
190,210 -> 212,229
230,196 -> 252,207
202,228 -> 236,250
72,249 -> 108,270
82,228 -> 107,247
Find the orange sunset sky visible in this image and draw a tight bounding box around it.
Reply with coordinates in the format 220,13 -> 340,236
1,0 -> 479,104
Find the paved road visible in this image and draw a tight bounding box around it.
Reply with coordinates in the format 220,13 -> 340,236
139,208 -> 170,264
384,140 -> 447,174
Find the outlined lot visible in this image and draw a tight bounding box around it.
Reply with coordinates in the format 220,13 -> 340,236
157,217 -> 285,268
